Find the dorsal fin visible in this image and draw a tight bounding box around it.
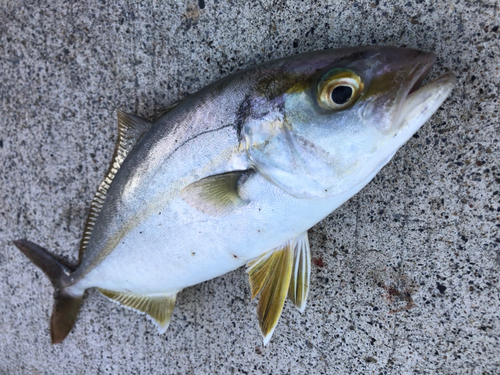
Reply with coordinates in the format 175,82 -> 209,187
78,110 -> 151,261
98,288 -> 177,333
155,97 -> 186,118
247,231 -> 311,345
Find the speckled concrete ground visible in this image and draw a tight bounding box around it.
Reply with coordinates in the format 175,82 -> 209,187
1,0 -> 499,374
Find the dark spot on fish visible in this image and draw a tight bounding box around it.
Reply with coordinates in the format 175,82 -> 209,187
364,356 -> 377,363
258,230 -> 260,233
235,95 -> 252,140
139,231 -> 142,234
198,0 -> 205,9
437,282 -> 446,294
255,346 -> 262,355
191,252 -> 196,256
233,254 -> 238,259
492,25 -> 499,32
313,257 -> 325,268
159,212 -> 161,215
0,139 -> 3,148
293,39 -> 299,48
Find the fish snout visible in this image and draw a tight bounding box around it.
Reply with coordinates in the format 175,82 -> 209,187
360,49 -> 437,136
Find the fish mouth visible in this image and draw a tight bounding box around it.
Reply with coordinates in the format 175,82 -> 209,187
394,61 -> 457,139
375,58 -> 456,163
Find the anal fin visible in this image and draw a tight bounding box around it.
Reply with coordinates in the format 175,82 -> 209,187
246,231 -> 311,345
98,288 -> 176,334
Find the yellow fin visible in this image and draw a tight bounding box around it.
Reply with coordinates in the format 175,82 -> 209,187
78,111 -> 151,261
287,232 -> 311,313
99,288 -> 176,334
180,170 -> 250,217
247,232 -> 311,345
247,241 -> 294,346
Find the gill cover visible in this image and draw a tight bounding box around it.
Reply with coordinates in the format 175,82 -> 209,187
242,66 -> 368,199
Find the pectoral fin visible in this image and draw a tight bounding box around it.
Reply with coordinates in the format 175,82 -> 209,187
99,289 -> 177,334
180,170 -> 250,217
247,231 -> 311,345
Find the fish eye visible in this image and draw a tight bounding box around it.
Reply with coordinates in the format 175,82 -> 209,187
317,69 -> 364,110
331,85 -> 353,105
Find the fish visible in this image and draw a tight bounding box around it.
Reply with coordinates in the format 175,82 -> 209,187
13,46 -> 456,345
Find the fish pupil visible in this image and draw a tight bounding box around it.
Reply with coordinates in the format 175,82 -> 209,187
331,85 -> 353,105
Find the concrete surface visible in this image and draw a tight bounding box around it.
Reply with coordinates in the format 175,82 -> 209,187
1,0 -> 499,373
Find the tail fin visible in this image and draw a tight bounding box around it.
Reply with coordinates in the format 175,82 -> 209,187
13,239 -> 83,344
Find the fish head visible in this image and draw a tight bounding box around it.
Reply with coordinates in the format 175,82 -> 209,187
242,46 -> 456,199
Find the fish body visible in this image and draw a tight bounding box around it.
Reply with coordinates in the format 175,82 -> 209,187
14,46 -> 456,344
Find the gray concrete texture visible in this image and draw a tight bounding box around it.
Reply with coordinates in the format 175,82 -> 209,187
0,0 -> 499,373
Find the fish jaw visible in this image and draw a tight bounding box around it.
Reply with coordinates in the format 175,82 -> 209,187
358,50 -> 438,136
393,72 -> 457,144
346,73 -> 458,193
